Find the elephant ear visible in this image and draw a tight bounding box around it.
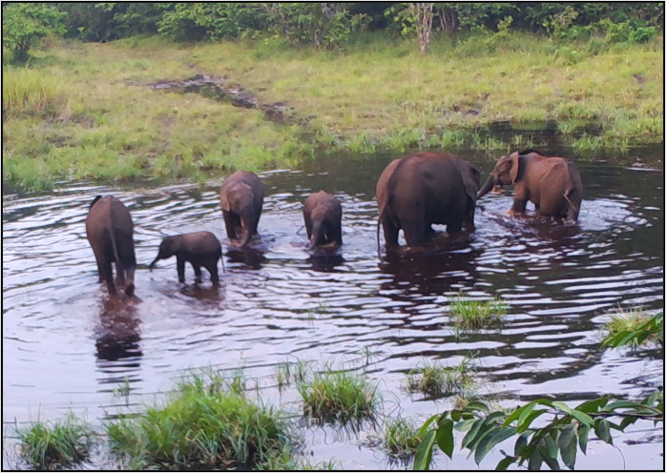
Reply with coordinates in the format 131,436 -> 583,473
509,151 -> 522,184
460,160 -> 481,203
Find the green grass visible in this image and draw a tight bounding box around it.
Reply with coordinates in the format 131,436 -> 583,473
602,307 -> 664,348
406,356 -> 477,397
369,417 -> 422,460
18,415 -> 93,470
106,372 -> 293,470
298,370 -> 381,423
276,360 -> 310,391
3,31 -> 663,191
449,294 -> 507,331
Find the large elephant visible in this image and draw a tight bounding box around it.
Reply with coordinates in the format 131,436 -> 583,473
376,152 -> 480,249
303,191 -> 343,250
476,149 -> 583,222
220,170 -> 265,249
85,195 -> 136,298
150,231 -> 222,285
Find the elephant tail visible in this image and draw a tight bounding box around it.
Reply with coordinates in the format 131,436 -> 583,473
563,187 -> 578,212
376,195 -> 391,257
107,226 -> 135,298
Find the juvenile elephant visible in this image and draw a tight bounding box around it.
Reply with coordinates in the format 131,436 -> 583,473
476,149 -> 583,222
220,170 -> 265,248
303,191 -> 343,250
376,152 -> 480,249
149,231 -> 222,285
85,195 -> 136,298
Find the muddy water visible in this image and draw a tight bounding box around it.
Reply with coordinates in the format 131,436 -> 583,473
2,150 -> 664,469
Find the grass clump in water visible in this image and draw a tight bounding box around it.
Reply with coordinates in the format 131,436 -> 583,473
602,307 -> 664,348
368,417 -> 422,460
298,370 -> 381,424
406,356 -> 476,397
449,293 -> 506,331
18,415 -> 93,470
106,371 -> 294,470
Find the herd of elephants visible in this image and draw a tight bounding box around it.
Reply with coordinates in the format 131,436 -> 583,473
85,149 -> 583,300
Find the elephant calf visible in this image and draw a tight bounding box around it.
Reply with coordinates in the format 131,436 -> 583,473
220,170 -> 265,249
85,195 -> 136,298
150,231 -> 222,285
477,149 -> 583,222
303,191 -> 343,249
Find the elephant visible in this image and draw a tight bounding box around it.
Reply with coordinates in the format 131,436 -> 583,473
220,170 -> 265,249
476,149 -> 583,222
85,195 -> 136,298
303,191 -> 343,250
149,231 -> 223,285
376,152 -> 480,250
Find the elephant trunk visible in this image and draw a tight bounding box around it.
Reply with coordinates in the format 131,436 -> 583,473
309,220 -> 323,250
476,175 -> 496,200
239,206 -> 256,249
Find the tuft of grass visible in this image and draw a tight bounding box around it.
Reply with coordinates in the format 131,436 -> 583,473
298,370 -> 381,423
18,415 -> 93,470
406,356 -> 476,397
107,374 -> 293,470
256,447 -> 338,470
276,360 -> 311,392
602,307 -> 664,348
449,294 -> 506,331
369,417 -> 422,460
2,67 -> 70,118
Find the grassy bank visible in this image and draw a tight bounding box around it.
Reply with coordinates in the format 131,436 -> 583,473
3,32 -> 663,191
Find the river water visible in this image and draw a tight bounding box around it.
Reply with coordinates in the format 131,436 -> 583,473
2,149 -> 663,469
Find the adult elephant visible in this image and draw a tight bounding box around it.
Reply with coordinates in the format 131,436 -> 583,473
376,152 -> 480,250
85,195 -> 136,298
150,231 -> 223,285
476,149 -> 583,222
220,170 -> 265,249
303,191 -> 343,250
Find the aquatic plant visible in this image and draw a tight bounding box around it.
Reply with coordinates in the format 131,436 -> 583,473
406,356 -> 476,397
602,308 -> 663,349
367,417 -> 422,460
449,294 -> 506,331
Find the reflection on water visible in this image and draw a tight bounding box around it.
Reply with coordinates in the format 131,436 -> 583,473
2,150 -> 663,470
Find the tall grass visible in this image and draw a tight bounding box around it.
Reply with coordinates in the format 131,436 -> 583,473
368,417 -> 422,460
406,356 -> 476,397
2,67 -> 69,118
298,370 -> 381,424
106,372 -> 294,470
18,415 -> 93,470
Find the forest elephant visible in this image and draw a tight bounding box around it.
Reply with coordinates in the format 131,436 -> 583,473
303,191 -> 343,250
220,170 -> 265,249
476,149 -> 583,222
376,152 -> 480,250
85,195 -> 136,298
150,231 -> 223,285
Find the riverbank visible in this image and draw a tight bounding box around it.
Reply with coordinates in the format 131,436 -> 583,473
3,32 -> 663,191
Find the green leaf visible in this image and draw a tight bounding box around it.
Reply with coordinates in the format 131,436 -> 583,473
578,423 -> 590,454
503,402 -> 536,428
514,431 -> 530,456
461,419 -> 484,449
467,412 -> 506,452
538,437 -> 560,471
552,402 -> 594,426
496,455 -> 515,471
605,399 -> 641,410
455,418 -> 475,432
516,409 -> 548,433
594,419 -> 612,445
436,419 -> 454,459
558,425 -> 577,470
413,429 -> 437,471
527,449 -> 543,471
474,427 -> 516,465
575,397 -> 608,413
619,415 -> 639,430
417,414 -> 440,438
466,401 -> 490,413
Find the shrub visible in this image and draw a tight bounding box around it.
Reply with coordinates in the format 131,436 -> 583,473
2,3 -> 67,62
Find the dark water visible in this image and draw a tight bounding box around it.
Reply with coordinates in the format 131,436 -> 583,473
2,150 -> 664,469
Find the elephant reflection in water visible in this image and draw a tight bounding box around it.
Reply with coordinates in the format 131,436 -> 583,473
95,298 -> 142,362
225,247 -> 267,270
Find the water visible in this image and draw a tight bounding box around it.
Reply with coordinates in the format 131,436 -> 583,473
3,150 -> 663,469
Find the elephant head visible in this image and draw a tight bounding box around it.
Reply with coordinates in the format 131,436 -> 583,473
149,236 -> 180,270
477,151 -> 522,199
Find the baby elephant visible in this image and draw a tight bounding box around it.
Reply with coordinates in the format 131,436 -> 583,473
303,191 -> 343,250
150,232 -> 222,285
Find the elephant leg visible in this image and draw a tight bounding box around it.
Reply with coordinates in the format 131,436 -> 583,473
100,259 -> 117,297
223,211 -> 239,240
115,262 -> 126,288
207,263 -> 220,285
381,217 -> 399,248
192,263 -> 203,283
447,218 -> 464,234
177,256 -> 186,283
511,198 -> 528,213
403,220 -> 427,247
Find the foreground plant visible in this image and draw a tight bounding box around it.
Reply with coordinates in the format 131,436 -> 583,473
414,392 -> 663,470
406,357 -> 476,397
602,310 -> 663,349
107,374 -> 294,470
18,415 -> 93,470
298,371 -> 381,424
449,294 -> 506,331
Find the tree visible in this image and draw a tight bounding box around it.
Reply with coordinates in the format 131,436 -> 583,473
2,3 -> 67,62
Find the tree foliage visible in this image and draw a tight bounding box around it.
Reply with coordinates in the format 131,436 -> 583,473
2,3 -> 67,62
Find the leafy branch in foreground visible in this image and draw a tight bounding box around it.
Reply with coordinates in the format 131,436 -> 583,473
414,392 -> 663,470
601,311 -> 663,350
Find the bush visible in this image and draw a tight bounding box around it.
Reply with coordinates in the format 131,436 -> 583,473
2,3 -> 66,62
